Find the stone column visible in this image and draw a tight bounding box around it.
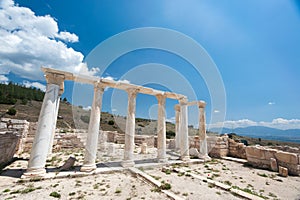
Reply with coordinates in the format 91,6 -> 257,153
121,88 -> 138,168
198,101 -> 211,161
24,73 -> 64,176
48,97 -> 60,154
179,99 -> 190,161
175,105 -> 181,150
156,94 -> 167,162
81,84 -> 104,172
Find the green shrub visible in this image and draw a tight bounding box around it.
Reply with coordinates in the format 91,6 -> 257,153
80,115 -> 90,123
166,130 -> 175,139
7,107 -> 17,115
50,191 -> 61,198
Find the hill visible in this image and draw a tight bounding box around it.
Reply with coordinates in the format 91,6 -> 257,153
211,126 -> 300,144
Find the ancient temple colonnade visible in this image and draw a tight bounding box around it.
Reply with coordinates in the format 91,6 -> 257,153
175,101 -> 211,161
24,67 -> 207,176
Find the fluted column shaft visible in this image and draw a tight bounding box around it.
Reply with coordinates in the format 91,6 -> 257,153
175,105 -> 181,150
121,88 -> 138,167
25,73 -> 64,176
179,100 -> 190,161
156,94 -> 167,162
81,85 -> 104,172
198,101 -> 211,160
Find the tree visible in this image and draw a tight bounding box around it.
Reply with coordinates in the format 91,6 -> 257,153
7,107 -> 17,116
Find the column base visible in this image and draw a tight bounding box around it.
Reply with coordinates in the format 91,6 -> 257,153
180,155 -> 190,162
121,160 -> 135,168
157,157 -> 168,163
80,164 -> 97,172
199,154 -> 211,162
22,168 -> 46,178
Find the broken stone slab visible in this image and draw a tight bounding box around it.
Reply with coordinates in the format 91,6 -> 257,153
162,166 -> 172,173
279,166 -> 288,177
275,151 -> 298,165
264,149 -> 278,160
270,158 -> 278,172
189,148 -> 200,158
60,156 -> 76,171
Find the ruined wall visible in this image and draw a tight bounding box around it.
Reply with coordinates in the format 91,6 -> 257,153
228,139 -> 247,159
0,118 -> 30,155
0,132 -> 19,166
206,135 -> 247,159
246,146 -> 300,176
208,135 -> 229,158
0,118 -> 30,166
268,146 -> 300,154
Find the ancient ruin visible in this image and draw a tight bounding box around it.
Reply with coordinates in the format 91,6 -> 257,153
23,67 -> 210,176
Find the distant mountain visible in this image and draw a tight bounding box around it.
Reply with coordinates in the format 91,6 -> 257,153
210,126 -> 300,144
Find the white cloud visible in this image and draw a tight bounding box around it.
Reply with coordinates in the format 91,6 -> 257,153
0,0 -> 97,81
118,79 -> 130,84
23,80 -> 46,91
82,106 -> 91,111
101,76 -> 130,84
166,117 -> 175,124
0,75 -> 9,84
209,118 -> 300,130
56,31 -> 79,43
102,76 -> 115,81
268,102 -> 275,105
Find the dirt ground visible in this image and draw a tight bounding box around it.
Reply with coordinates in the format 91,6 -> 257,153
1,146 -> 300,200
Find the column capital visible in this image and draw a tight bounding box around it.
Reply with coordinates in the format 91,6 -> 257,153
94,82 -> 106,93
45,72 -> 65,85
45,72 -> 65,95
198,101 -> 206,108
156,93 -> 166,99
126,88 -> 139,97
179,98 -> 188,105
156,93 -> 166,104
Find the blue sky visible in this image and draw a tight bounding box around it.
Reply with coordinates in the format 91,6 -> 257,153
1,0 -> 300,130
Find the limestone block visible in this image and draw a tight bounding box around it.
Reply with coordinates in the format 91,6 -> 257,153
264,149 -> 278,160
246,146 -> 266,160
275,151 -> 298,164
219,149 -> 229,157
60,156 -> 76,171
217,144 -> 227,149
247,153 -> 271,169
140,143 -> 147,154
189,148 -> 200,158
270,158 -> 278,172
298,155 -> 300,164
279,166 -> 288,177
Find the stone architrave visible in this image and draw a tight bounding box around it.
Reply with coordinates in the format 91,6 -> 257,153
81,85 -> 104,172
24,73 -> 64,176
156,94 -> 167,163
121,88 -> 139,168
179,99 -> 190,161
198,101 -> 211,161
174,105 -> 181,150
